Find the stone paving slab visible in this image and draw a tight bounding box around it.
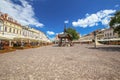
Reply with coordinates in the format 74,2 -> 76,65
0,44 -> 120,80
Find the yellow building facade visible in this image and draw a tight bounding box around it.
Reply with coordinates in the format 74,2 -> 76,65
0,12 -> 51,48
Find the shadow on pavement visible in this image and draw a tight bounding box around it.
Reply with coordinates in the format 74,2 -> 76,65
88,46 -> 120,52
52,45 -> 59,47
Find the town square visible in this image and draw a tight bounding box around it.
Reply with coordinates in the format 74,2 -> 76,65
0,0 -> 120,80
0,44 -> 120,80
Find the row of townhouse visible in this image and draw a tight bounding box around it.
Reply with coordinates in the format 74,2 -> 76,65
79,33 -> 94,43
0,12 -> 51,47
79,28 -> 119,43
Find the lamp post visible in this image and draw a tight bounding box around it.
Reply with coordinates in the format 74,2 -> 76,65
94,31 -> 97,48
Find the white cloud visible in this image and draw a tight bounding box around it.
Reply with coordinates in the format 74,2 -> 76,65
0,0 -> 44,27
56,32 -> 64,35
115,4 -> 119,8
81,34 -> 87,37
47,31 -> 55,35
85,13 -> 89,17
72,9 -> 116,28
101,16 -> 110,25
49,37 -> 55,41
64,20 -> 69,24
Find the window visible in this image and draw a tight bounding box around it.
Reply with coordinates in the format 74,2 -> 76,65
23,31 -> 24,35
8,17 -> 11,20
5,26 -> 7,32
9,28 -> 11,32
105,34 -> 106,36
15,29 -> 17,33
13,29 -> 15,33
8,17 -> 13,21
18,30 -> 20,34
0,23 -> 2,31
110,33 -> 112,36
17,30 -> 18,34
20,31 -> 21,34
107,33 -> 109,37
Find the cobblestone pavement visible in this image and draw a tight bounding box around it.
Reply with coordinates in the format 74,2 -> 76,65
0,44 -> 120,80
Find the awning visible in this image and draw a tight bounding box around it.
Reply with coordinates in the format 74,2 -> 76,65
0,35 -> 13,40
98,38 -> 120,41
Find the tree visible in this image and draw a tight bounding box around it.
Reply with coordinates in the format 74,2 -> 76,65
66,27 -> 80,40
109,11 -> 120,37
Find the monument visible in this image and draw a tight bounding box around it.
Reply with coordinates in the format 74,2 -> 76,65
58,25 -> 73,47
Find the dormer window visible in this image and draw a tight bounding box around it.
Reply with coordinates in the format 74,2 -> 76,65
8,17 -> 13,21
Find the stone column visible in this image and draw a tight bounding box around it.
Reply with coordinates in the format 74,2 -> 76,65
9,40 -> 12,47
29,40 -> 31,44
21,39 -> 23,47
95,35 -> 97,47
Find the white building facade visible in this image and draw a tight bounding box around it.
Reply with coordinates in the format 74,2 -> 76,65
104,28 -> 118,39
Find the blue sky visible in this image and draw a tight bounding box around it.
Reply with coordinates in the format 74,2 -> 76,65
0,0 -> 120,40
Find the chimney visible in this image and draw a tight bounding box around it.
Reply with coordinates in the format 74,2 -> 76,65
4,13 -> 8,19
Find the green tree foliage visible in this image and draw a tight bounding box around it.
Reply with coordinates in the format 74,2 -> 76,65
66,27 -> 80,40
109,11 -> 120,37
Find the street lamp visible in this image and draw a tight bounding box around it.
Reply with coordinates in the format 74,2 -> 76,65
94,31 -> 97,48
